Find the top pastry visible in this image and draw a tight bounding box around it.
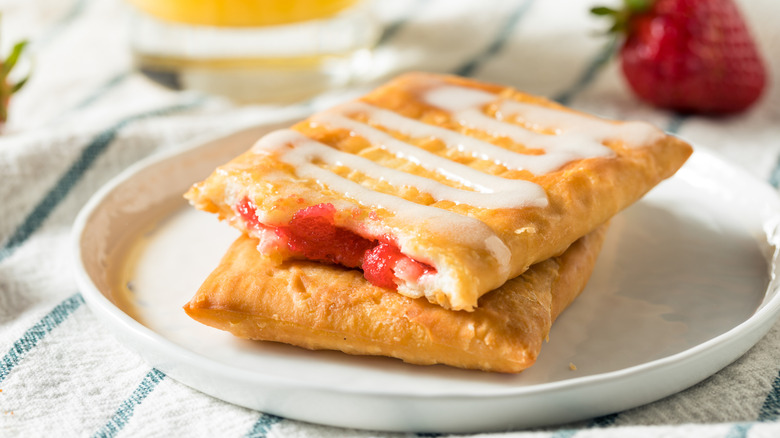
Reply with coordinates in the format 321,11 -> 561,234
185,72 -> 692,311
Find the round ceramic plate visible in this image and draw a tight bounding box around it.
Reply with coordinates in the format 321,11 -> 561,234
73,122 -> 780,434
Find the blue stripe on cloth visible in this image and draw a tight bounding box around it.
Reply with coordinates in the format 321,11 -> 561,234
0,293 -> 85,383
547,412 -> 619,438
665,113 -> 689,135
719,165 -> 780,438
91,368 -> 167,438
553,37 -> 617,106
71,72 -> 131,111
725,422 -> 753,438
548,429 -> 578,438
758,371 -> 780,421
452,0 -> 535,77
376,0 -> 430,46
769,155 -> 780,189
244,413 -> 284,438
0,99 -> 204,263
723,370 -> 780,437
589,413 -> 619,428
34,0 -> 91,49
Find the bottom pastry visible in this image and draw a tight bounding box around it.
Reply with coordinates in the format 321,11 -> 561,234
184,224 -> 608,373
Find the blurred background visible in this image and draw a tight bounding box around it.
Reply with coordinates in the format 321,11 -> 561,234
1,0 -> 777,173
2,1 -> 780,436
2,0 -> 778,270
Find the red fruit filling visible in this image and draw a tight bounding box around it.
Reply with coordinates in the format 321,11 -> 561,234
235,198 -> 435,289
236,196 -> 263,230
284,203 -> 374,268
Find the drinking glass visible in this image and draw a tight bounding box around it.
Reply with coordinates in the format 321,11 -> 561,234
126,0 -> 380,103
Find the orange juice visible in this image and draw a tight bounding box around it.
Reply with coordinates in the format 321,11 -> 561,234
126,0 -> 360,27
127,0 -> 379,103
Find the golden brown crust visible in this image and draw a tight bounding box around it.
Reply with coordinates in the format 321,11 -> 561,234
183,224 -> 609,373
185,72 -> 691,310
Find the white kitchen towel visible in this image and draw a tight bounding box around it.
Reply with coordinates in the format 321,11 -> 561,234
2,0 -> 780,436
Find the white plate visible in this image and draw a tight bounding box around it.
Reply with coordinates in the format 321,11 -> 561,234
73,122 -> 780,434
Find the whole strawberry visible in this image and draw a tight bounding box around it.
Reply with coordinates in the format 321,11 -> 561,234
0,40 -> 29,125
592,0 -> 767,114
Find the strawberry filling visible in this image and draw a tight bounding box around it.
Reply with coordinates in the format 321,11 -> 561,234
283,203 -> 374,268
236,198 -> 435,290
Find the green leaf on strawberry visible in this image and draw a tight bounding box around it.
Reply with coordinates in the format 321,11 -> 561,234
592,0 -> 768,115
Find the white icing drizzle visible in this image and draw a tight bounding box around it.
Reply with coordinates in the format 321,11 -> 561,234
495,100 -> 666,147
253,129 -> 543,210
423,85 -> 665,170
455,107 -> 615,157
424,85 -> 494,112
310,111 -> 548,208
252,129 -> 511,267
329,102 -> 577,175
245,82 -> 665,277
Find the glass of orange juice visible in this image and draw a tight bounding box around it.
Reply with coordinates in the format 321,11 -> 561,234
126,0 -> 380,103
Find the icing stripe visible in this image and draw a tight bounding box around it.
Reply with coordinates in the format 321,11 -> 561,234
331,101 -> 577,175
425,85 -> 661,155
450,107 -> 613,174
496,100 -> 665,147
311,110 -> 548,207
254,129 -> 544,209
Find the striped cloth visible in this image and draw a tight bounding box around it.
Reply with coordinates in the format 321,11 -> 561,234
2,0 -> 780,436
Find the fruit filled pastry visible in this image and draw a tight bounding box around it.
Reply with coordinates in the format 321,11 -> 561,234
185,72 -> 692,311
184,225 -> 608,373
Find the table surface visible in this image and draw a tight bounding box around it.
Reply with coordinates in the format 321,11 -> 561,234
1,0 -> 779,437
